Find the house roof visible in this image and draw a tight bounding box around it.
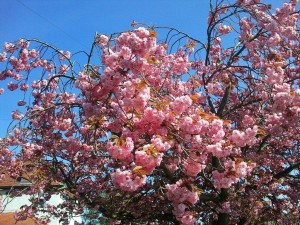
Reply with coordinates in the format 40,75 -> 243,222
0,169 -> 62,189
0,174 -> 32,189
0,212 -> 46,225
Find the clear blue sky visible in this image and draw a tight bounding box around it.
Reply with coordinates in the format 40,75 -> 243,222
0,0 -> 210,52
0,0 -> 210,136
0,0 -> 290,136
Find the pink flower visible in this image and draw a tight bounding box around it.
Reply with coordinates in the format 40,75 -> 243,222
30,61 -> 39,68
17,100 -> 26,106
212,171 -> 234,189
206,142 -> 225,157
28,49 -> 39,58
173,203 -> 187,217
166,180 -> 199,224
59,50 -> 71,60
236,162 -> 248,177
273,91 -> 292,112
111,169 -> 146,192
4,42 -> 17,53
17,39 -> 30,48
59,64 -> 70,74
96,35 -> 109,46
230,126 -> 257,147
178,214 -> 196,225
179,115 -> 209,134
53,118 -> 72,131
19,49 -> 29,63
134,107 -> 165,134
0,52 -> 7,62
151,136 -> 172,152
11,110 -> 24,120
20,83 -> 29,91
7,82 -> 18,91
166,158 -> 180,173
183,159 -> 204,177
171,95 -> 192,115
208,119 -> 225,142
135,147 -> 163,173
166,180 -> 199,204
218,24 -> 232,35
242,115 -> 254,126
107,137 -> 134,162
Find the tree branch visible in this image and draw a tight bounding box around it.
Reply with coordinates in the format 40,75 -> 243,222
217,82 -> 231,118
273,162 -> 300,179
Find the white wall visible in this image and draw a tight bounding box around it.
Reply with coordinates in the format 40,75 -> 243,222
0,189 -> 82,225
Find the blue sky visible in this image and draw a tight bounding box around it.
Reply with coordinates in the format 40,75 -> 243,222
0,0 -> 210,136
0,0 -> 291,136
0,0 -> 209,52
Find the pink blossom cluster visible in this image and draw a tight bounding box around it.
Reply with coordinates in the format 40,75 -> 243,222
7,82 -> 18,91
171,95 -> 192,115
4,42 -> 17,53
165,157 -> 180,173
135,145 -> 163,173
17,39 -> 30,49
230,126 -> 258,147
53,118 -> 72,131
120,79 -> 151,111
59,64 -> 70,75
218,24 -> 233,35
166,180 -> 199,225
59,50 -> 71,60
116,27 -> 156,56
11,110 -> 24,120
21,143 -> 43,159
206,141 -> 226,158
208,119 -> 226,142
265,66 -> 284,86
134,107 -> 166,135
179,115 -> 209,134
170,48 -> 190,74
96,34 -> 109,46
151,136 -> 172,152
0,52 -> 7,62
212,160 -> 256,189
111,169 -> 146,192
75,71 -> 98,97
272,83 -> 292,112
107,137 -> 134,162
182,152 -> 206,177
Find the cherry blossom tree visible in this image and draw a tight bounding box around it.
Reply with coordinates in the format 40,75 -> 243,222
0,0 -> 300,224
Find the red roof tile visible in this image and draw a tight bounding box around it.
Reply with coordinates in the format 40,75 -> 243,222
0,212 -> 46,225
0,174 -> 31,188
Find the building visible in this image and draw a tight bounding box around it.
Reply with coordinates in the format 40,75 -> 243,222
0,173 -> 82,225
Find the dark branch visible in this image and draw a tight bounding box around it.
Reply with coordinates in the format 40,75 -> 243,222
273,162 -> 300,179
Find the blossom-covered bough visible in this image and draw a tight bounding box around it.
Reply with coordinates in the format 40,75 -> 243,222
0,0 -> 300,224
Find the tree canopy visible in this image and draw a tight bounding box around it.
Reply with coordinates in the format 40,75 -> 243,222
0,0 -> 299,224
